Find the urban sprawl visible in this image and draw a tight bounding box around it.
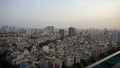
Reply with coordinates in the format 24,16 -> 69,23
0,26 -> 120,68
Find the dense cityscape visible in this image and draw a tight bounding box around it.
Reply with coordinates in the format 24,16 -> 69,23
0,26 -> 120,68
0,0 -> 120,68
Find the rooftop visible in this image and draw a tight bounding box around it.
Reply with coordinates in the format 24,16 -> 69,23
86,51 -> 120,68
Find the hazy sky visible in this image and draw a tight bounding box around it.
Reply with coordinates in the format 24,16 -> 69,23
0,0 -> 120,28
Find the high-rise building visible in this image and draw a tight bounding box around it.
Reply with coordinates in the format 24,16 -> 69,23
59,29 -> 64,39
25,29 -> 32,37
47,26 -> 54,33
116,32 -> 120,43
69,27 -> 76,37
9,26 -> 17,32
1,26 -> 9,32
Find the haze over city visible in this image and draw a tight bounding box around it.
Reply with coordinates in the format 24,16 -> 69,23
1,1 -> 120,68
0,0 -> 120,29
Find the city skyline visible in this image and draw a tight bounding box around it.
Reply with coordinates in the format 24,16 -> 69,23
0,0 -> 120,29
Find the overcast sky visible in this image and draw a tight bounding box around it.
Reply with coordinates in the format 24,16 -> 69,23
0,0 -> 120,28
